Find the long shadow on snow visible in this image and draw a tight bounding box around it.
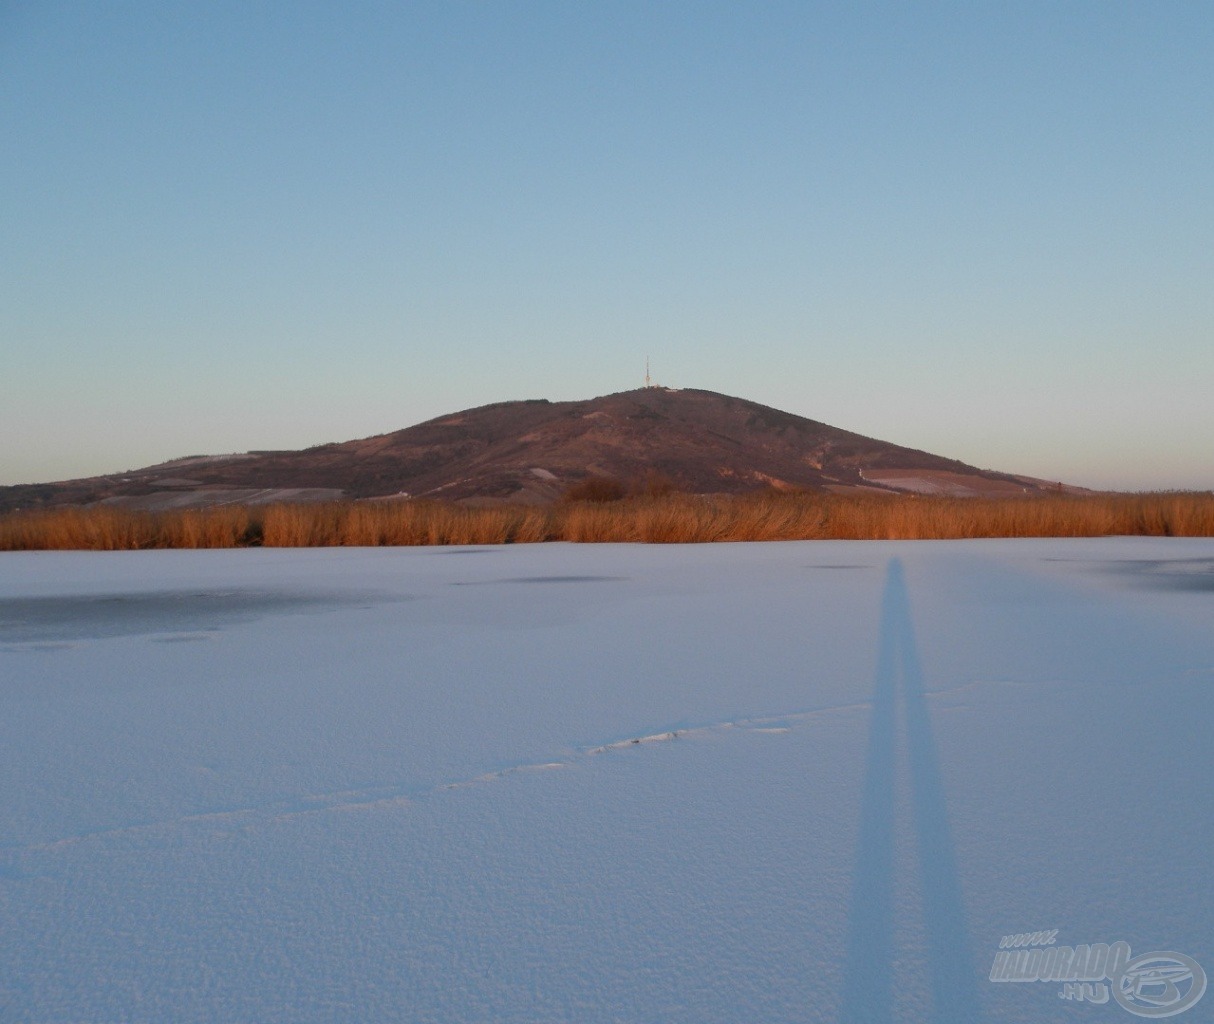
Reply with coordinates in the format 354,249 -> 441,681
840,558 -> 981,1023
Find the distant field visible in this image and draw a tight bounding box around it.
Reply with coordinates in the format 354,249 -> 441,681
2,491 -> 1212,549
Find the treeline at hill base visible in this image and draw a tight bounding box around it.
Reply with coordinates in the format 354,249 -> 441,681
3,490 -> 1213,550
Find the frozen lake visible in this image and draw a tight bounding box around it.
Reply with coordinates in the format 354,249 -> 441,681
2,539 -> 1212,1022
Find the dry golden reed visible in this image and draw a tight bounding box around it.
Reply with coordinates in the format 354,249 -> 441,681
1,492 -> 1212,551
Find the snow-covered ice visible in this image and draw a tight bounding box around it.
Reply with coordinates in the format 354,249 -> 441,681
1,539 -> 1212,1022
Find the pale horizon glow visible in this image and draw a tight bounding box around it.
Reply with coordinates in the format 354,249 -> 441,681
2,3 -> 1211,492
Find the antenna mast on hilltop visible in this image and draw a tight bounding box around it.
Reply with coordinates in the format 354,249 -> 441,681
645,357 -> 652,389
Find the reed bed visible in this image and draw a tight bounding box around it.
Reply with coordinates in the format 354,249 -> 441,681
2,492 -> 1212,551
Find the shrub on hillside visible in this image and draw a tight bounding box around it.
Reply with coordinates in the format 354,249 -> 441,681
562,476 -> 627,503
629,470 -> 678,498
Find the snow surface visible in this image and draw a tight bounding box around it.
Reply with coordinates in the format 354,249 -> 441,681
1,539 -> 1212,1023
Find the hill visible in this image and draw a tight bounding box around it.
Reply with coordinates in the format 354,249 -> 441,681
0,388 -> 1067,512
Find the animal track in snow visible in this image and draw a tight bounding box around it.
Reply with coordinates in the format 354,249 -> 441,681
6,682 -> 985,855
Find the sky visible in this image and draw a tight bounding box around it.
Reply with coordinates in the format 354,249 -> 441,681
2,1 -> 1211,491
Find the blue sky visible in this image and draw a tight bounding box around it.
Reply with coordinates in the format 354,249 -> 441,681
2,1 -> 1211,490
